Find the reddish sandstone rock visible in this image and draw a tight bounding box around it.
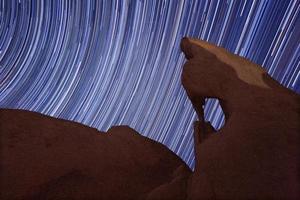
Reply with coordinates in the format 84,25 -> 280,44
181,37 -> 300,200
0,109 -> 190,199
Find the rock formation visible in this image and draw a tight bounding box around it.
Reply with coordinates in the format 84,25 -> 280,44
0,37 -> 299,199
181,37 -> 300,200
0,109 -> 190,199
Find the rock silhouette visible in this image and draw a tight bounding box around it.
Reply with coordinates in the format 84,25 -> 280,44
1,37 -> 299,199
0,109 -> 190,199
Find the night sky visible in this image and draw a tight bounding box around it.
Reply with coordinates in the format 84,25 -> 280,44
0,0 -> 299,168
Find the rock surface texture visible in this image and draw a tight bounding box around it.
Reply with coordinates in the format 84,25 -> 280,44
1,37 -> 299,199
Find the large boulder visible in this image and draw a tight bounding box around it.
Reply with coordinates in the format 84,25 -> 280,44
0,109 -> 190,199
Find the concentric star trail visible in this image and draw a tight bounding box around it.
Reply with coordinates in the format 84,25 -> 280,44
0,0 -> 299,168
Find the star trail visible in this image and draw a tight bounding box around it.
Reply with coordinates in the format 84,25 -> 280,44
0,0 -> 299,168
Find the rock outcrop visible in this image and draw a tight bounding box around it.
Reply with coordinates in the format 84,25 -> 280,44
0,109 -> 190,199
0,37 -> 299,199
181,37 -> 300,200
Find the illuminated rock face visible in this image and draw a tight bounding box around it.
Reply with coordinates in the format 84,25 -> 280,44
181,37 -> 300,200
1,38 -> 299,200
